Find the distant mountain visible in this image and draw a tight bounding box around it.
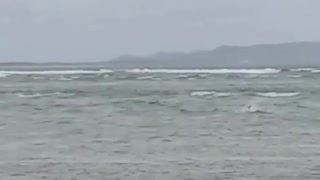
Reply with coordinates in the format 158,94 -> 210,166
106,42 -> 320,68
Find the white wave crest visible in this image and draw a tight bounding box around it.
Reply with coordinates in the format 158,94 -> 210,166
58,77 -> 74,81
178,74 -> 209,78
245,104 -> 261,113
99,69 -> 114,73
244,104 -> 271,114
137,76 -> 155,80
198,74 -> 209,78
190,91 -> 233,97
125,68 -> 281,74
177,74 -> 188,78
32,76 -> 47,80
17,92 -> 75,98
0,73 -> 9,78
290,68 -> 315,72
241,74 -> 259,78
104,74 -> 111,78
256,92 -> 301,97
0,69 -> 113,75
242,74 -> 278,78
260,75 -> 278,78
287,75 -> 302,78
291,68 -> 320,73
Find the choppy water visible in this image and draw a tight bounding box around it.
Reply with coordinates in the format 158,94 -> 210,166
1,67 -> 320,179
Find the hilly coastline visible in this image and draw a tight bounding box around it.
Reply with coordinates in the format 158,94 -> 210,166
1,42 -> 320,69
106,42 -> 320,69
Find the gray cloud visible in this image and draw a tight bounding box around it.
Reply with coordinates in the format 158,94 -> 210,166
1,0 -> 320,62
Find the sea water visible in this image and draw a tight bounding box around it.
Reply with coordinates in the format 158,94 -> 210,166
0,67 -> 319,179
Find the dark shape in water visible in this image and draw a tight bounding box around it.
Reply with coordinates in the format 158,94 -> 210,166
247,105 -> 272,114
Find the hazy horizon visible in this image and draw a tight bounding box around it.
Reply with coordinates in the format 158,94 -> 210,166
0,41 -> 318,64
1,0 -> 320,62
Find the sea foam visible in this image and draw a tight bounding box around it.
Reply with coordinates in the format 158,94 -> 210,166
190,91 -> 233,97
0,74 -> 9,78
290,68 -> 320,73
137,76 -> 155,80
311,69 -> 320,73
256,92 -> 301,97
0,69 -> 112,75
290,68 -> 315,72
125,68 -> 281,74
16,92 -> 75,98
287,75 -> 303,78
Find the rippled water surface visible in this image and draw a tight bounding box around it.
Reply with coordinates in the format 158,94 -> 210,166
0,67 -> 320,179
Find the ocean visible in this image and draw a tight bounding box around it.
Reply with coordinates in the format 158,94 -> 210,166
0,67 -> 319,179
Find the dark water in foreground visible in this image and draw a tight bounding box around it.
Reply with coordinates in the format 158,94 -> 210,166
0,68 -> 320,179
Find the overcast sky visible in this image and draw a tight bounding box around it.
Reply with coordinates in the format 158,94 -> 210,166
1,0 -> 320,62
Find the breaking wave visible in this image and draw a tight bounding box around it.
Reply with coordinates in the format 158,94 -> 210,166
125,68 -> 281,74
311,69 -> 320,73
287,75 -> 303,78
0,69 -> 112,75
244,104 -> 272,114
104,74 -> 111,78
256,92 -> 301,97
177,74 -> 209,78
16,92 -> 75,98
58,77 -> 74,81
198,74 -> 209,78
190,91 -> 233,97
239,74 -> 278,78
32,76 -> 47,80
137,76 -> 155,80
290,68 -> 320,73
0,74 -> 9,78
290,68 -> 315,72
